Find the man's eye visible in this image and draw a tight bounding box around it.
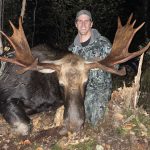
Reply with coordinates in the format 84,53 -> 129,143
85,20 -> 90,23
77,20 -> 82,23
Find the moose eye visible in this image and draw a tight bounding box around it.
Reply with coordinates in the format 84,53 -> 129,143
59,83 -> 65,93
59,83 -> 64,88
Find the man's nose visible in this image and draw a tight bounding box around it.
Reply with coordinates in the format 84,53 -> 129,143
81,22 -> 86,28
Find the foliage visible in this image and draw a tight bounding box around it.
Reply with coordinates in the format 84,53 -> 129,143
116,108 -> 150,137
51,139 -> 96,150
68,139 -> 96,150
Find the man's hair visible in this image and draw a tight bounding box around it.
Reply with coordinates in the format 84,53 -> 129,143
76,10 -> 92,21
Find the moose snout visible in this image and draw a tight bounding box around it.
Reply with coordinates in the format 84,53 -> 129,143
59,91 -> 85,135
68,118 -> 84,132
59,118 -> 84,136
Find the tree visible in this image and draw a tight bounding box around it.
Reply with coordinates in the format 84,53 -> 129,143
0,0 -> 4,54
20,0 -> 27,22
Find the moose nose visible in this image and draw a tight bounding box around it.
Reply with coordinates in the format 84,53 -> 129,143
58,119 -> 84,136
69,119 -> 84,132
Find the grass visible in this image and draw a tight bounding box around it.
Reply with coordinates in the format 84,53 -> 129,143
51,139 -> 96,150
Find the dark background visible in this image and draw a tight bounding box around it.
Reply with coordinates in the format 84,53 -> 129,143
2,0 -> 150,50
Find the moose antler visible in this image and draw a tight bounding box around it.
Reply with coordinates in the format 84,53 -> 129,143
100,14 -> 150,66
87,14 -> 150,75
0,17 -> 60,74
0,17 -> 34,66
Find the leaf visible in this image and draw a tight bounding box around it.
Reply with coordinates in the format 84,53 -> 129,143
139,123 -> 147,132
123,123 -> 136,130
33,116 -> 41,128
36,147 -> 44,150
113,113 -> 124,121
19,139 -> 31,145
54,106 -> 64,127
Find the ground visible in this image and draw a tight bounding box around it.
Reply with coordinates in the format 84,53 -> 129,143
0,58 -> 150,150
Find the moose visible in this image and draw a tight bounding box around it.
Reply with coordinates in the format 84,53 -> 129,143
0,14 -> 149,136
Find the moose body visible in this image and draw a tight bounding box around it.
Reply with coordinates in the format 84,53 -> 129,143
0,15 -> 150,136
0,45 -> 65,135
0,44 -> 87,135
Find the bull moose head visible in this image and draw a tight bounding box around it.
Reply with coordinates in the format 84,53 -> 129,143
0,14 -> 150,134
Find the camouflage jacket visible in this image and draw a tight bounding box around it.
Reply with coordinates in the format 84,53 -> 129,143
68,29 -> 112,125
68,29 -> 112,90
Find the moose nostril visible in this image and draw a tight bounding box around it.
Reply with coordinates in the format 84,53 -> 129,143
69,119 -> 84,132
59,126 -> 68,136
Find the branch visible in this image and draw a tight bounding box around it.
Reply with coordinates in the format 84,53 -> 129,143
133,52 -> 144,108
20,0 -> 27,22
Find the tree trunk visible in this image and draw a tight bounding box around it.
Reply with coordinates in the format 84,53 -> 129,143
0,0 -> 4,54
32,0 -> 37,46
20,0 -> 27,21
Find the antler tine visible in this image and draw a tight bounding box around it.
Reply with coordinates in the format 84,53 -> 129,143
131,19 -> 136,27
127,13 -> 133,24
0,30 -> 15,49
134,22 -> 145,33
0,55 -> 26,67
9,20 -> 18,34
125,22 -> 145,52
118,17 -> 122,28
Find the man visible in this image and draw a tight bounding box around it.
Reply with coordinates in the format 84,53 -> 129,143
68,10 -> 112,126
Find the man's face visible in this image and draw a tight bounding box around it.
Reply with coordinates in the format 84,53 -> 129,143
75,14 -> 93,35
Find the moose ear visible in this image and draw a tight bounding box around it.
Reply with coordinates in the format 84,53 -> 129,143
38,69 -> 56,74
